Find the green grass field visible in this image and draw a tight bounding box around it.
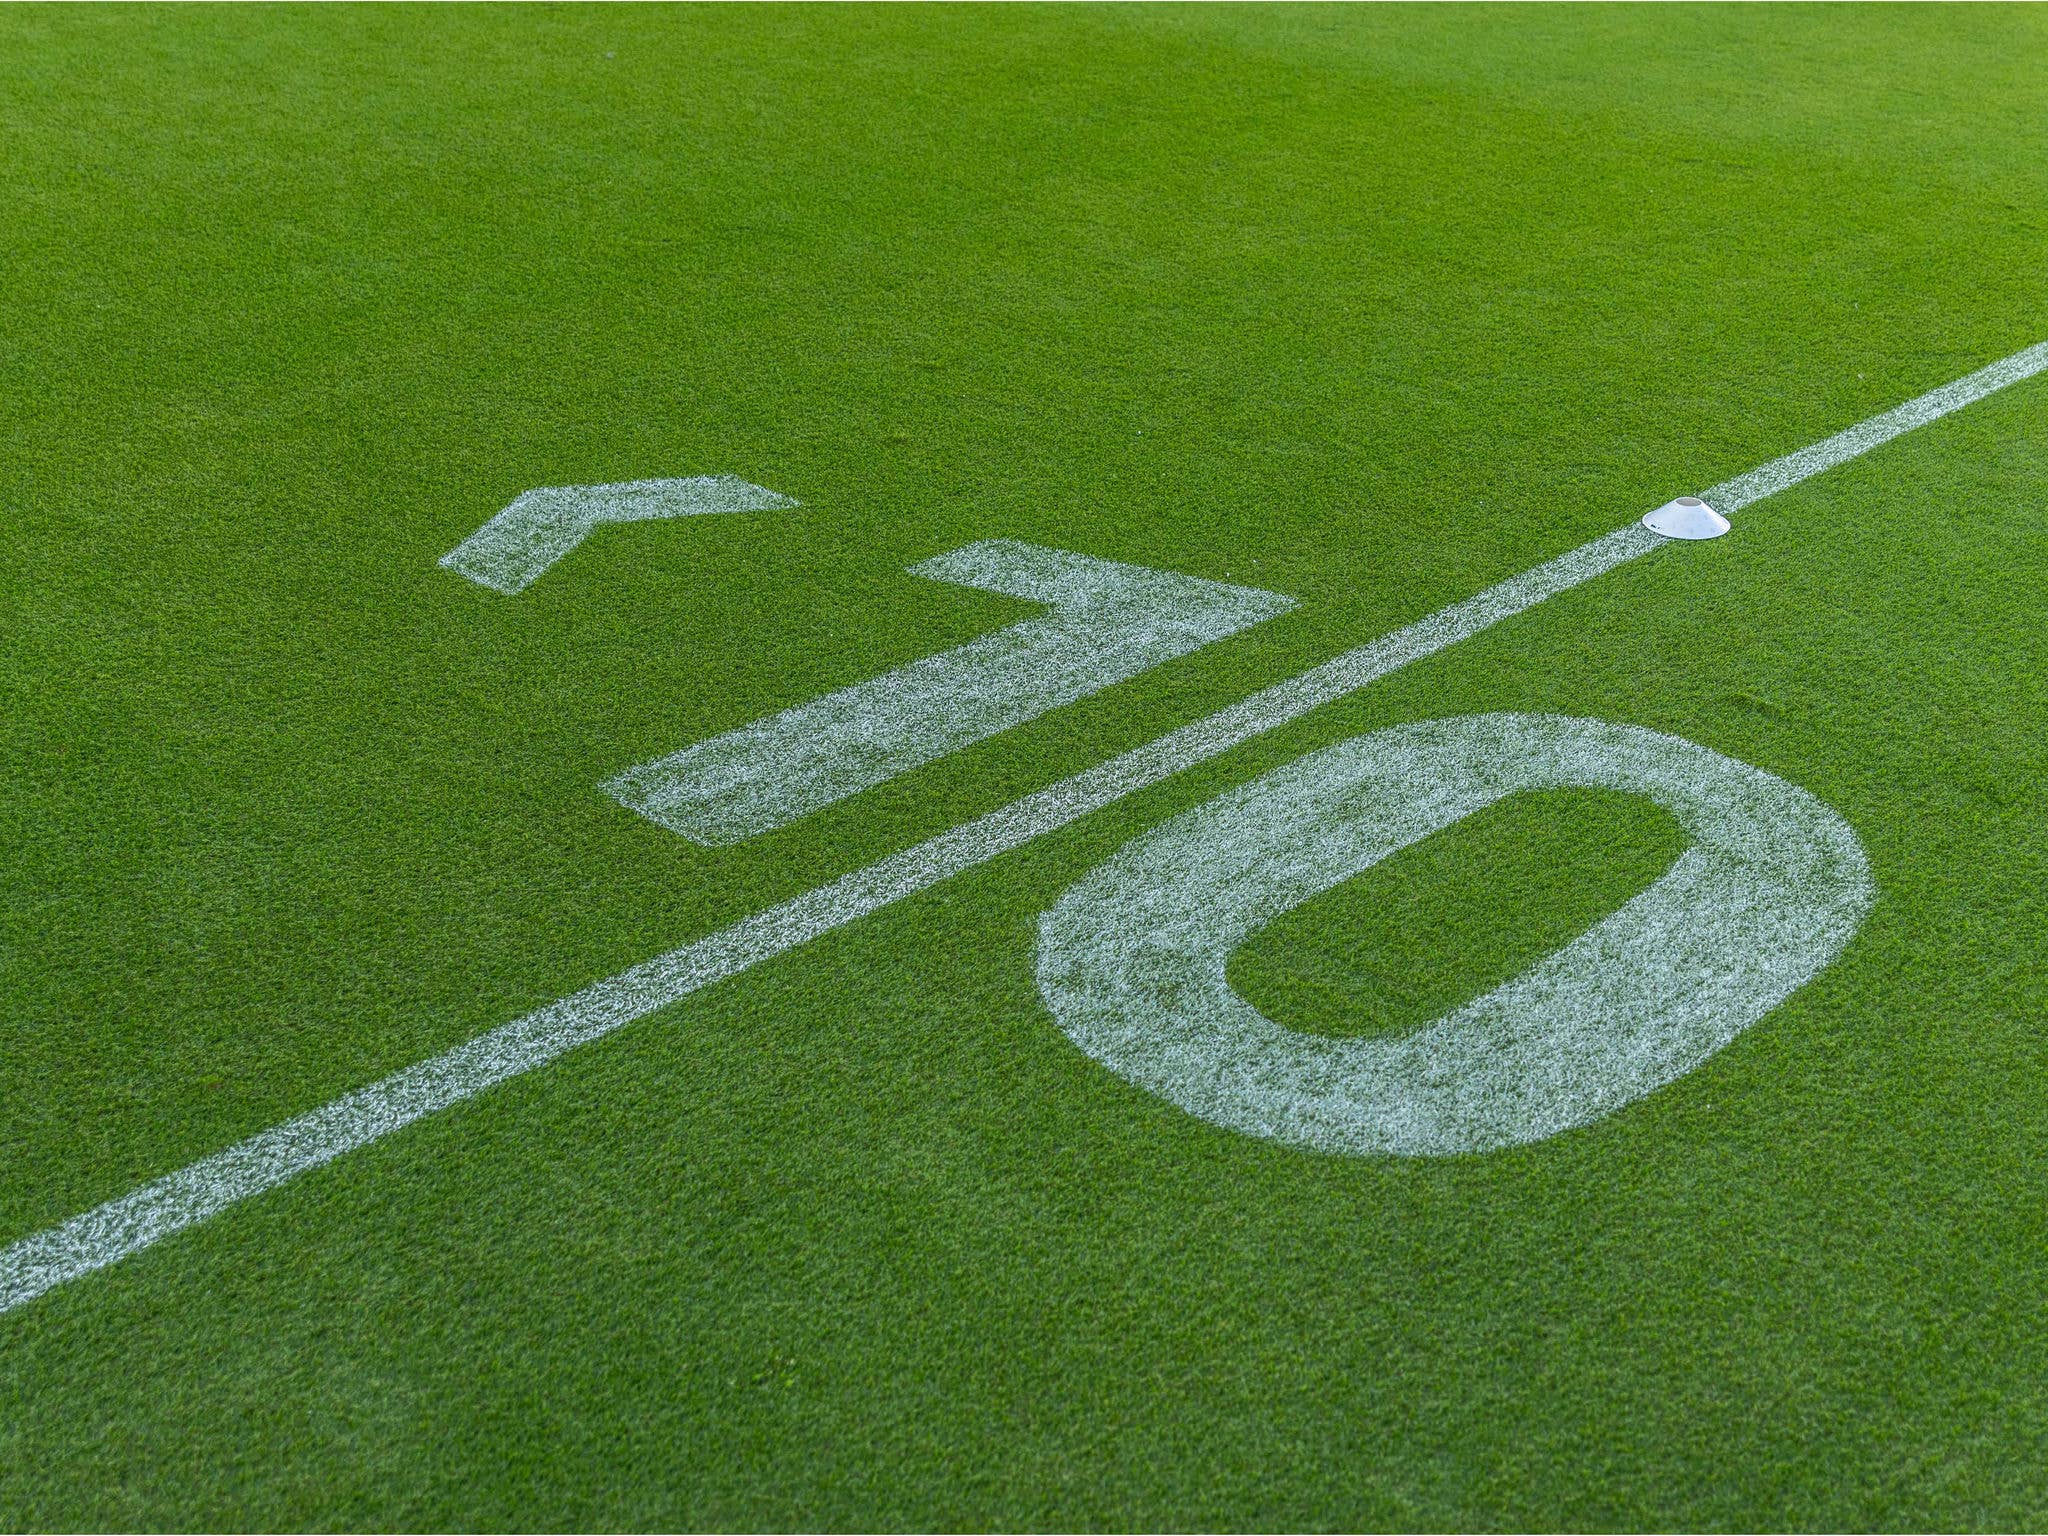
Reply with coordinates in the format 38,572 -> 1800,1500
5,4 -> 2048,1528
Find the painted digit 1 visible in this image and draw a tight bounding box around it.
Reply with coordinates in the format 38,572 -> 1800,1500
604,538 -> 1296,844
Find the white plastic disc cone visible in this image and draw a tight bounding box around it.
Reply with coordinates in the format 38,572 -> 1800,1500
1642,496 -> 1730,540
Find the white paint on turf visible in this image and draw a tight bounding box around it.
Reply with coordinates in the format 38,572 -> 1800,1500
1036,713 -> 1873,1156
605,540 -> 1295,844
1,339 -> 2041,1315
440,475 -> 798,594
1701,341 -> 2048,514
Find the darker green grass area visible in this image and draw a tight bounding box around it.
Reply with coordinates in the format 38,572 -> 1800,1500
1231,788 -> 1687,1040
4,4 -> 2048,1530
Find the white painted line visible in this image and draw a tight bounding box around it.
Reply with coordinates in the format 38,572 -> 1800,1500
2,340 -> 2041,1315
606,540 -> 1293,844
1702,341 -> 2048,514
1038,713 -> 1873,1156
440,475 -> 799,595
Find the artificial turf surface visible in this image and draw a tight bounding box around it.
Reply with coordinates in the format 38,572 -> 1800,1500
4,3 -> 2048,1528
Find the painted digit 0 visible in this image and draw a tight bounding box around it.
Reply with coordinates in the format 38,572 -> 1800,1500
1036,713 -> 1874,1156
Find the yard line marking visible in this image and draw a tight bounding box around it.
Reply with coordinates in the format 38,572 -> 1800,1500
441,475 -> 798,594
2,340 -> 2042,1316
606,540 -> 1293,844
1701,341 -> 2048,514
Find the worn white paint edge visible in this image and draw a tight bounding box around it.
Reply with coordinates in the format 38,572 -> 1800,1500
2,339 -> 2041,1315
604,540 -> 1293,844
1037,713 -> 1873,1157
440,475 -> 799,594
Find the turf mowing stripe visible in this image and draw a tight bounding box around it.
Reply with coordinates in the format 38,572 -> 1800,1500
3,341 -> 2043,1317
